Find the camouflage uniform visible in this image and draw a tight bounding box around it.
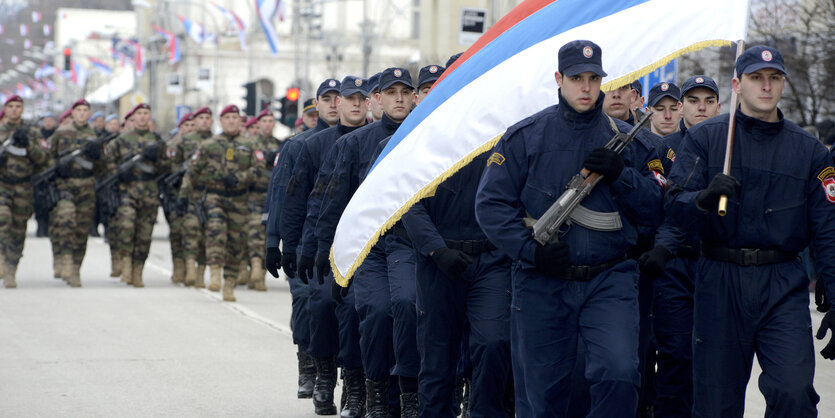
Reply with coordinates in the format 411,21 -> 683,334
47,122 -> 103,287
184,130 -> 254,301
105,129 -> 168,287
162,132 -> 185,283
176,129 -> 212,286
0,121 -> 48,288
242,133 -> 281,290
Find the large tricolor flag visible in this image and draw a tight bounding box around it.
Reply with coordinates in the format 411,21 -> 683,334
212,2 -> 248,51
331,0 -> 750,285
255,0 -> 282,55
152,25 -> 182,64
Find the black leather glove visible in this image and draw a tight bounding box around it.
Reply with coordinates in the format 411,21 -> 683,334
12,129 -> 29,147
83,141 -> 102,160
175,196 -> 188,216
315,252 -> 331,285
265,247 -> 282,278
57,159 -> 73,178
265,150 -> 278,168
816,279 -> 830,313
816,310 -> 835,360
695,173 -> 740,211
332,280 -> 350,305
297,255 -> 315,285
583,148 -> 624,182
141,143 -> 159,162
534,241 -> 571,277
431,247 -> 473,279
638,245 -> 674,278
223,173 -> 239,189
282,252 -> 298,279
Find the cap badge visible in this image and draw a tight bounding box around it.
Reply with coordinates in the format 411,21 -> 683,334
661,83 -> 669,91
761,50 -> 773,62
429,66 -> 438,73
695,77 -> 704,84
582,46 -> 593,58
354,79 -> 363,87
394,69 -> 402,77
328,80 -> 337,87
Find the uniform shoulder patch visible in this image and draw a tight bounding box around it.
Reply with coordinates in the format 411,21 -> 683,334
666,148 -> 676,162
647,159 -> 664,174
255,150 -> 264,161
818,166 -> 835,203
487,152 -> 505,166
817,166 -> 835,182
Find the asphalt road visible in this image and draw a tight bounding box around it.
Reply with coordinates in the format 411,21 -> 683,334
0,215 -> 833,417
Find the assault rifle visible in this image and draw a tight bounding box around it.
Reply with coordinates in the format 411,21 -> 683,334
95,152 -> 157,219
531,112 -> 653,245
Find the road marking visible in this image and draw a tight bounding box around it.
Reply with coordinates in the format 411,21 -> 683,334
145,261 -> 293,338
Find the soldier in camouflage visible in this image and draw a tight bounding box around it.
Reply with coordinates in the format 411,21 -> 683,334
106,109 -> 135,279
241,109 -> 282,291
164,112 -> 195,284
47,99 -> 104,287
105,103 -> 168,287
0,95 -> 49,288
176,106 -> 213,287
183,104 -> 254,302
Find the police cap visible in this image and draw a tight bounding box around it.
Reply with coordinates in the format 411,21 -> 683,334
648,82 -> 681,107
736,45 -> 786,76
302,99 -> 316,114
367,72 -> 382,93
340,76 -> 368,97
418,65 -> 445,89
558,40 -> 607,77
378,67 -> 414,91
317,79 -> 341,98
680,75 -> 719,97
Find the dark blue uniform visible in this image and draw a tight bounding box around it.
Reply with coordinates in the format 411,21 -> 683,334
649,119 -> 700,416
402,150 -> 513,417
666,109 -> 835,416
475,92 -> 664,416
316,115 -> 406,383
281,122 -> 363,365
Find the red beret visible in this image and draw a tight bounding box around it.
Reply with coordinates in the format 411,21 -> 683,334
257,109 -> 274,120
58,109 -> 72,122
220,104 -> 240,117
245,117 -> 258,128
4,95 -> 23,106
178,112 -> 194,126
193,106 -> 212,117
131,103 -> 151,114
71,99 -> 90,109
124,109 -> 135,120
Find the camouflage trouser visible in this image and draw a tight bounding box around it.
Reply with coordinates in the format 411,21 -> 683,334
205,192 -> 248,281
182,211 -> 206,264
115,182 -> 159,263
50,178 -> 96,265
0,182 -> 34,267
167,209 -> 185,261
107,212 -> 119,256
248,197 -> 266,260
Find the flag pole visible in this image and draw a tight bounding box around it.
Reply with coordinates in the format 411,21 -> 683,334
717,39 -> 745,216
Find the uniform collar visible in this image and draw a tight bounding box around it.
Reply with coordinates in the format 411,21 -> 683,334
315,118 -> 331,132
736,106 -> 784,137
221,131 -> 239,140
134,128 -> 150,136
679,119 -> 688,135
381,113 -> 401,135
73,121 -> 88,130
5,120 -> 21,130
198,129 -> 212,139
337,121 -> 365,135
558,89 -> 605,127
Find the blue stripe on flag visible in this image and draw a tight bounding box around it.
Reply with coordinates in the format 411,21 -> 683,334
370,0 -> 648,171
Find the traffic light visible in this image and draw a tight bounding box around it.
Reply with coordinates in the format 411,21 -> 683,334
280,87 -> 299,128
63,47 -> 72,71
242,81 -> 257,116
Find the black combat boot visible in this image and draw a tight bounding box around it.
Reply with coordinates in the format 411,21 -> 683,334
339,368 -> 365,418
400,392 -> 418,418
365,378 -> 389,418
297,351 -> 316,399
313,356 -> 338,415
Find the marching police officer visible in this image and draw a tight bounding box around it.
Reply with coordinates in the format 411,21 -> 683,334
0,95 -> 49,288
47,99 -> 104,287
648,82 -> 682,137
475,40 -> 665,415
184,105 -> 254,302
666,46 -> 835,416
105,103 -> 167,287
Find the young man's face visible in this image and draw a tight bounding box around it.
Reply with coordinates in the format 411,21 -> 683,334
180,120 -> 196,136
302,111 -> 318,129
133,109 -> 152,130
376,84 -> 415,123
91,117 -> 105,131
220,113 -> 241,135
603,85 -> 635,121
416,82 -> 434,106
368,91 -> 383,121
42,117 -> 58,130
650,97 -> 682,136
734,69 -> 785,121
4,101 -> 23,122
681,87 -> 720,128
195,113 -> 213,131
259,115 -> 276,136
555,71 -> 602,113
337,93 -> 369,127
72,105 -> 91,126
316,92 -> 340,126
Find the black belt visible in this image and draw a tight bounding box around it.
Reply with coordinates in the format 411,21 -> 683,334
249,185 -> 269,193
0,175 -> 31,184
561,256 -> 627,282
677,245 -> 700,260
444,239 -> 496,254
206,187 -> 247,197
701,243 -> 797,266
